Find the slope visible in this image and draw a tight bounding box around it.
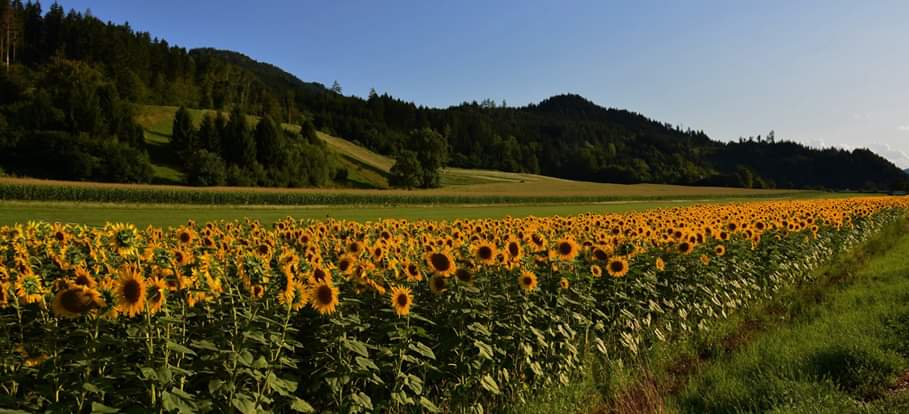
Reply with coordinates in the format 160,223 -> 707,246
133,105 -> 804,199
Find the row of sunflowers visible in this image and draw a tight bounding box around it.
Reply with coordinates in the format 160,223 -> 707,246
1,197 -> 908,413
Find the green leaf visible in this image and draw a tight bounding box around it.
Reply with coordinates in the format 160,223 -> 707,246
231,395 -> 258,414
82,383 -> 101,394
420,397 -> 442,413
167,341 -> 197,357
343,339 -> 370,358
162,390 -> 196,414
0,409 -> 31,414
355,356 -> 379,371
408,342 -> 436,360
406,374 -> 423,395
474,340 -> 494,360
351,392 -> 373,410
208,379 -> 224,395
266,373 -> 298,397
90,402 -> 120,414
480,374 -> 501,395
290,398 -> 316,413
139,367 -> 158,381
189,339 -> 218,352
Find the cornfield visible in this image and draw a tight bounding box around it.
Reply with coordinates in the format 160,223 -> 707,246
1,197 -> 907,413
0,180 -> 803,206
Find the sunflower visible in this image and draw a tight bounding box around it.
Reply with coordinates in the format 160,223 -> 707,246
473,241 -> 497,266
591,246 -> 610,262
107,223 -> 139,257
429,275 -> 448,294
0,282 -> 10,308
455,268 -> 474,284
336,254 -> 357,276
518,271 -> 538,292
677,241 -> 693,255
310,280 -> 340,315
425,250 -> 456,277
72,266 -> 97,289
504,237 -> 523,261
606,257 -> 629,278
553,238 -> 580,261
308,265 -> 333,285
390,285 -> 413,317
559,278 -> 570,289
590,264 -> 603,278
175,226 -> 196,246
146,277 -> 168,315
403,260 -> 423,281
699,254 -> 711,266
655,257 -> 666,272
291,282 -> 309,311
15,273 -> 45,305
52,286 -> 104,319
115,266 -> 146,318
714,245 -> 726,256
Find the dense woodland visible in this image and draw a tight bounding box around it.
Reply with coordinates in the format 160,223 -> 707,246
0,0 -> 906,190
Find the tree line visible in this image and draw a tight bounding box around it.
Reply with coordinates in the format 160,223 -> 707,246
0,0 -> 906,191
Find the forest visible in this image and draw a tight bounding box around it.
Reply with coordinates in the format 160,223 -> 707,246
0,0 -> 906,190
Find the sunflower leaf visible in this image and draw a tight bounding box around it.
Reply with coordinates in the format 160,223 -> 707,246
408,342 -> 436,360
479,374 -> 501,395
90,402 -> 120,413
166,341 -> 197,357
290,398 -> 315,413
420,397 -> 441,413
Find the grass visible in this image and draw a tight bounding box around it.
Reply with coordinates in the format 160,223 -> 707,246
513,215 -> 909,414
0,199 -> 772,227
674,221 -> 909,413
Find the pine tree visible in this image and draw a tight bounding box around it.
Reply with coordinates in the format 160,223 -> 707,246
171,106 -> 196,157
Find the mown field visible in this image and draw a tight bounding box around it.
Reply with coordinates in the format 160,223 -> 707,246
2,196 -> 907,413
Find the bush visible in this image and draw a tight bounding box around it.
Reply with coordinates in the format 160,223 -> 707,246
185,150 -> 227,186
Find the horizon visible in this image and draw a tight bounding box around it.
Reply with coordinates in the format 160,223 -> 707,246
53,0 -> 909,168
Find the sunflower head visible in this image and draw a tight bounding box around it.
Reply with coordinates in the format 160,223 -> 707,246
715,245 -> 726,257
559,278 -> 570,290
590,264 -> 603,278
115,266 -> 146,318
53,286 -> 104,319
677,241 -> 693,255
655,257 -> 666,272
310,281 -> 340,315
606,257 -> 629,278
473,241 -> 497,265
425,251 -> 456,277
429,275 -> 448,294
455,268 -> 474,285
390,285 -> 413,317
518,271 -> 538,292
553,238 -> 579,261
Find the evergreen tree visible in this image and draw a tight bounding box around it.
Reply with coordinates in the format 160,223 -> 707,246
254,115 -> 284,167
171,106 -> 196,157
197,113 -> 220,154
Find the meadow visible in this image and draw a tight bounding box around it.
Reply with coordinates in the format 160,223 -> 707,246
2,196 -> 907,413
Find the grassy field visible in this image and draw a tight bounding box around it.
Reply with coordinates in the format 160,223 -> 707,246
0,198 -> 768,227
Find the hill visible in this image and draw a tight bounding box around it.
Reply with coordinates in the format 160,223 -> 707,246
0,1 -> 907,191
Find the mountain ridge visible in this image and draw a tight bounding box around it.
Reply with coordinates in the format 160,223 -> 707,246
0,1 -> 907,191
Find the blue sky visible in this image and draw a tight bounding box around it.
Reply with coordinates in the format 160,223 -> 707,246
62,0 -> 909,167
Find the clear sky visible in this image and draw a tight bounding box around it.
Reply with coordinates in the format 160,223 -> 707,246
60,0 -> 909,168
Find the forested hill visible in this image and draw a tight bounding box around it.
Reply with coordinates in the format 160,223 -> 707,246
0,0 -> 906,191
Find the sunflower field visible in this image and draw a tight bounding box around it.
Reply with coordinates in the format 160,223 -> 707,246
1,197 -> 907,413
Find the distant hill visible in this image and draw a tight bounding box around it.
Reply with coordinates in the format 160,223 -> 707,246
0,1 -> 907,191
